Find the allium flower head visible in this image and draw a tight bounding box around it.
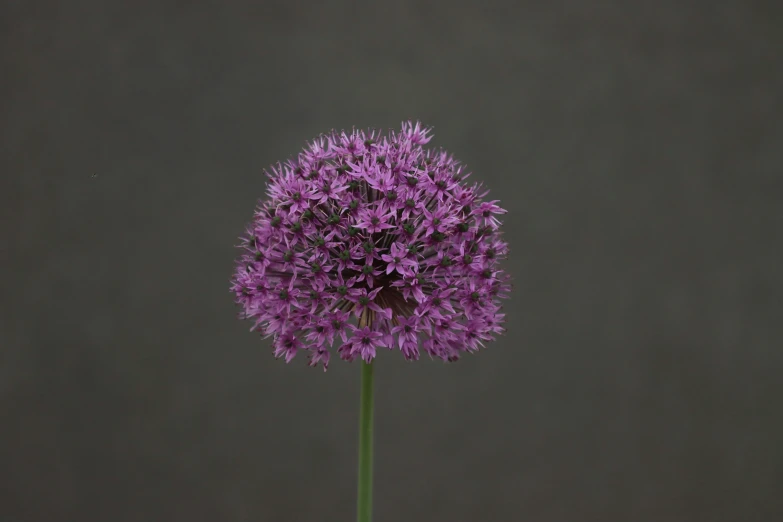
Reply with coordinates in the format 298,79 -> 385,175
231,121 -> 511,370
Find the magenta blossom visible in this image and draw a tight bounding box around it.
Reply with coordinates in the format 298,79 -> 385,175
346,326 -> 385,363
231,121 -> 511,370
380,243 -> 417,276
356,203 -> 395,234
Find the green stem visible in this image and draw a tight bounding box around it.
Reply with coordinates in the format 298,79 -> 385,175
357,360 -> 374,522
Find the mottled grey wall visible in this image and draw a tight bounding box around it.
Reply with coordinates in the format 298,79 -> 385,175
2,1 -> 782,521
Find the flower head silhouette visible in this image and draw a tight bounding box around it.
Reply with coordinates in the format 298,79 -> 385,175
231,121 -> 510,370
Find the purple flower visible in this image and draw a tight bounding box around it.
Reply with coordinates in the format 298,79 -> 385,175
420,207 -> 456,237
231,121 -> 511,370
309,177 -> 348,205
345,327 -> 385,363
367,170 -> 395,193
356,203 -> 395,234
355,261 -> 383,289
272,283 -> 301,313
307,346 -> 330,372
380,243 -> 417,276
305,315 -> 331,347
347,287 -> 392,321
391,315 -> 419,349
472,200 -> 507,229
390,272 -> 426,303
326,310 -> 352,344
273,331 -> 301,363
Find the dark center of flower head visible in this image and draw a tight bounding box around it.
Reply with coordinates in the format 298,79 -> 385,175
432,232 -> 445,242
432,218 -> 441,226
348,180 -> 360,190
279,289 -> 289,300
370,216 -> 380,225
332,319 -> 343,329
463,254 -> 473,264
364,138 -> 374,146
313,236 -> 325,247
403,223 -> 415,234
486,248 -> 496,259
363,241 -> 374,253
302,209 -> 313,221
309,290 -> 319,299
316,325 -> 324,332
241,287 -> 250,296
292,192 -> 301,201
386,191 -> 397,201
362,265 -> 373,275
457,222 -> 470,232
404,325 -> 412,332
470,291 -> 480,301
294,166 -> 304,176
283,250 -> 293,262
270,216 -> 282,227
376,155 -> 386,164
432,297 -> 442,306
285,338 -> 296,348
435,180 -> 447,189
310,262 -> 321,273
349,200 -> 359,210
348,226 -> 360,237
322,182 -> 331,192
416,273 -> 425,284
362,336 -> 371,344
407,244 -> 418,254
339,249 -> 351,260
405,198 -> 416,208
289,221 -> 302,233
406,176 -> 418,187
306,170 -> 318,179
481,268 -> 492,278
337,285 -> 348,296
248,237 -> 257,247
328,214 -> 340,225
393,256 -> 400,263
358,296 -> 370,305
255,251 -> 264,261
440,257 -> 452,267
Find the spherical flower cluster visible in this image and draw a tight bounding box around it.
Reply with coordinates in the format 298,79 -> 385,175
231,121 -> 510,370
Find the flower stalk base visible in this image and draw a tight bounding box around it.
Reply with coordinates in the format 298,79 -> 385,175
357,360 -> 374,522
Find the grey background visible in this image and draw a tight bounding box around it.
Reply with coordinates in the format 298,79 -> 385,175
2,1 -> 782,521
